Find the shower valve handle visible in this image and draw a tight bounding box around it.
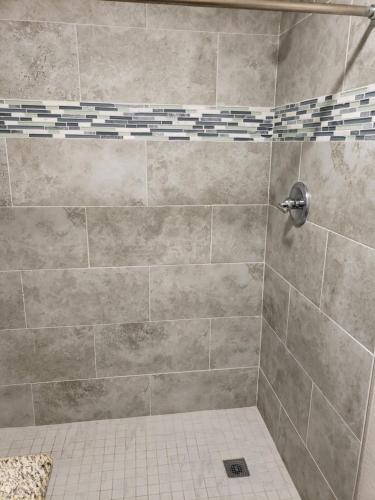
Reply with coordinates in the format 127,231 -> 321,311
277,198 -> 306,213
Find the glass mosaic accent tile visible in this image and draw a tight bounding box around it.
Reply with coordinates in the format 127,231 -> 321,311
2,83 -> 375,142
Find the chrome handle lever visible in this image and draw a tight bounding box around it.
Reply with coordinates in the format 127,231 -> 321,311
277,199 -> 306,213
277,182 -> 310,227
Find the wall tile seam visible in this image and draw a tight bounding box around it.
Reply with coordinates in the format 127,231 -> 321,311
74,24 -> 82,102
84,207 -> 90,268
318,230 -> 329,309
342,14 -> 353,93
30,384 -> 36,426
3,140 -> 13,207
264,260 -> 374,357
258,366 -> 338,500
0,365 -> 260,388
0,16 -> 281,37
353,355 -> 375,500
19,271 -> 27,329
262,315 -> 367,439
0,315 -> 262,334
0,204 -> 270,208
0,262 -> 266,274
278,13 -> 312,37
268,203 -> 375,254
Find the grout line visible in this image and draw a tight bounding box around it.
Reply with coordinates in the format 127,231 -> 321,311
208,318 -> 212,370
149,375 -> 152,416
145,142 -> 149,207
74,25 -> 82,102
30,384 -> 36,426
4,365 -> 260,389
148,266 -> 151,321
297,142 -> 303,181
3,140 -> 13,207
318,230 -> 329,309
265,260 -> 374,357
0,261 -> 265,273
284,285 -> 291,343
305,382 -> 314,443
144,3 -> 148,29
209,206 -> 214,263
215,33 -> 220,106
93,329 -> 98,378
342,12 -> 353,93
353,355 -> 375,499
278,12 -> 312,37
0,203 -> 270,209
84,208 -> 91,268
0,17 -> 280,37
0,315 -> 260,334
273,34 -> 280,108
19,271 -> 28,329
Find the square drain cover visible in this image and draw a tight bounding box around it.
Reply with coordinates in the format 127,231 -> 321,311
223,458 -> 250,478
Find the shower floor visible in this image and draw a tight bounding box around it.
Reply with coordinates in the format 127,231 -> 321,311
0,407 -> 300,500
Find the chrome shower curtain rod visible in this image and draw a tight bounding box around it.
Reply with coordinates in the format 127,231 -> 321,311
113,0 -> 375,20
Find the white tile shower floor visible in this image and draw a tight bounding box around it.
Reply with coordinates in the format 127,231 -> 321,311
0,407 -> 301,500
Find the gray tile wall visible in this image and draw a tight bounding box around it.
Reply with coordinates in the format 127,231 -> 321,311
259,140 -> 375,500
276,0 -> 375,105
0,0 -> 279,106
0,137 -> 268,426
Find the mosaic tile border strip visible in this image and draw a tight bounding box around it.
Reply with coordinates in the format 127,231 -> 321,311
0,100 -> 273,142
273,83 -> 375,142
1,83 -> 375,142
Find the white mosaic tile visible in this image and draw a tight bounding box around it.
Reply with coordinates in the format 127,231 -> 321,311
0,407 -> 300,500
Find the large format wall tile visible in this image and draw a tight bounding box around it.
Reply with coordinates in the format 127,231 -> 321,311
321,232 -> 375,351
269,142 -> 300,207
266,206 -> 327,305
7,139 -> 147,207
260,321 -> 312,439
151,368 -> 257,414
344,11 -> 375,90
0,326 -> 95,385
33,376 -> 150,425
210,316 -> 261,369
217,34 -> 277,106
95,319 -> 209,377
87,207 -> 211,267
78,26 -> 217,104
0,0 -> 146,27
211,206 -> 267,263
150,263 -> 263,320
276,14 -> 349,105
0,272 -> 25,329
146,4 -> 280,34
0,385 -> 34,428
147,142 -> 270,206
257,368 -> 281,442
277,409 -> 336,500
300,142 -> 375,249
0,208 -> 88,270
287,288 -> 372,438
23,267 -> 149,328
307,388 -> 361,500
262,264 -> 289,341
0,141 -> 11,207
0,21 -> 79,100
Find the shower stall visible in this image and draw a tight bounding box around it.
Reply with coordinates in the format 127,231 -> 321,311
0,0 -> 374,498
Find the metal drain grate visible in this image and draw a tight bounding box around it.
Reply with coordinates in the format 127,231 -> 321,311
223,458 -> 250,478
